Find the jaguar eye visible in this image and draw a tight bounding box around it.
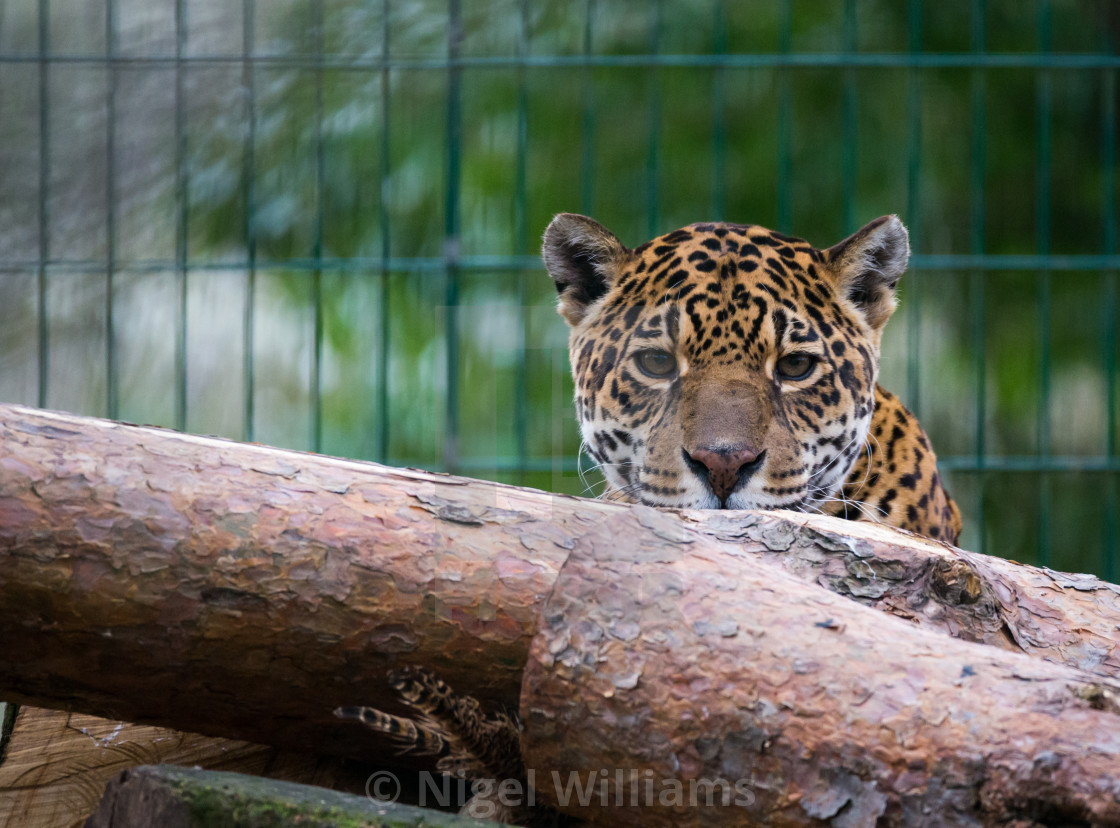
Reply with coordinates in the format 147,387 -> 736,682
635,349 -> 677,378
775,353 -> 817,381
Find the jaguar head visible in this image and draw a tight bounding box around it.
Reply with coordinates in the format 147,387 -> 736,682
543,213 -> 909,511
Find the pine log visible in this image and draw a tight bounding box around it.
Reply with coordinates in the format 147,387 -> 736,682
520,507 -> 1120,827
0,403 -> 595,760
0,402 -> 1119,769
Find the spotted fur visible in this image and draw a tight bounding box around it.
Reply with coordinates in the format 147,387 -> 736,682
336,667 -> 566,827
544,213 -> 961,544
335,667 -> 522,782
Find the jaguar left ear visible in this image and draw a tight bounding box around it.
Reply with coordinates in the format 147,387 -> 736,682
824,215 -> 910,332
542,213 -> 628,326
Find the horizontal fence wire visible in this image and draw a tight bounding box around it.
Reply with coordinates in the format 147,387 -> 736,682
3,255 -> 1120,273
2,53 -> 1120,69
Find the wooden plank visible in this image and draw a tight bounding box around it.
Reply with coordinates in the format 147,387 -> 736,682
0,707 -> 350,828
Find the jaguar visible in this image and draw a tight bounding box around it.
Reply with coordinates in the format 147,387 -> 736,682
338,214 -> 962,828
543,212 -> 960,544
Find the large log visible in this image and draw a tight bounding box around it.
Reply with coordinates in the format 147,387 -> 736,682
521,508 -> 1120,827
0,404 -> 596,760
0,401 -> 1118,768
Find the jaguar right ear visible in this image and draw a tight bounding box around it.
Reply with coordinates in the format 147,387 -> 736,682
824,215 -> 910,333
542,213 -> 628,326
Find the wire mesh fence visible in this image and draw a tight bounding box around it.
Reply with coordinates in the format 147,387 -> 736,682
0,0 -> 1117,576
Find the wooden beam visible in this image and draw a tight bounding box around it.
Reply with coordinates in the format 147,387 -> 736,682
85,765 -> 501,827
0,399 -> 1118,814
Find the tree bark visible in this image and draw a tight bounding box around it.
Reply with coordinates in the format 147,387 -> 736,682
0,404 -> 599,761
673,509 -> 1120,680
0,401 -> 1118,786
521,508 -> 1120,827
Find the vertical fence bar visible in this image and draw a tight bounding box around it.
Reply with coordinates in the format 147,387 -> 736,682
710,0 -> 727,221
36,0 -> 50,408
841,0 -> 856,234
970,0 -> 988,555
776,1 -> 792,233
905,0 -> 922,415
377,0 -> 390,463
105,0 -> 118,419
576,0 -> 595,479
1103,55 -> 1117,581
1036,0 -> 1052,566
311,0 -> 325,453
645,0 -> 662,238
175,0 -> 188,432
242,0 -> 256,442
514,0 -> 530,483
443,0 -> 462,473
580,0 -> 595,216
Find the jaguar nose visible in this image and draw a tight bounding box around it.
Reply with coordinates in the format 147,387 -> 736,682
684,445 -> 765,505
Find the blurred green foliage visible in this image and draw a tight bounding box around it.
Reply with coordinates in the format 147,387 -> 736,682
0,0 -> 1117,575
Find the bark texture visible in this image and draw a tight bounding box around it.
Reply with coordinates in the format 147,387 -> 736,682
521,507 -> 1120,827
0,404 -> 604,760
1,401 -> 1119,790
677,510 -> 1120,679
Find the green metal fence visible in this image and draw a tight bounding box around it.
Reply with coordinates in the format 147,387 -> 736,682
0,0 -> 1117,576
